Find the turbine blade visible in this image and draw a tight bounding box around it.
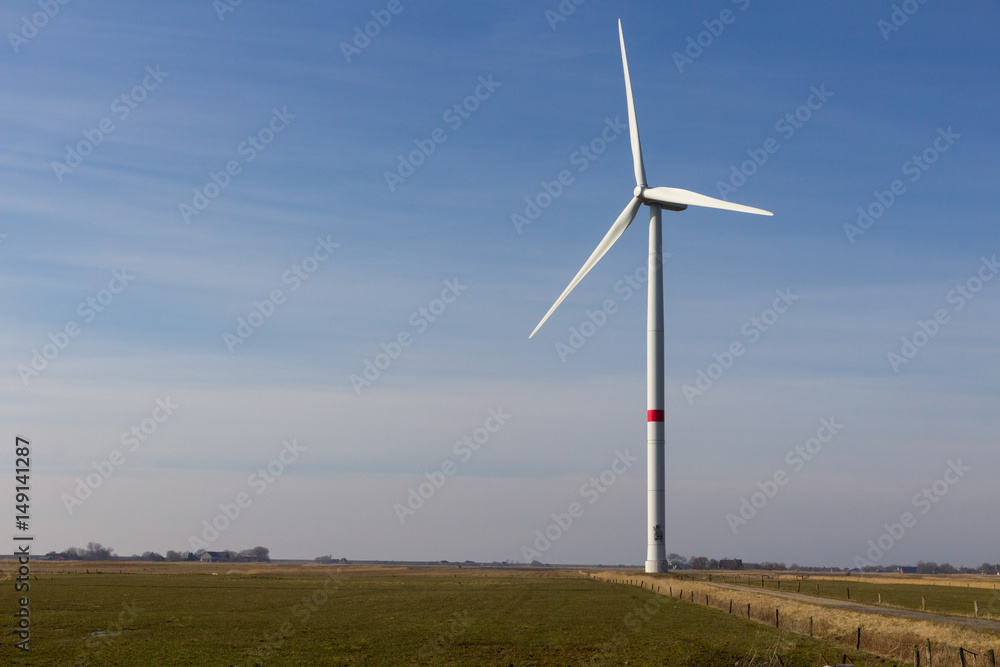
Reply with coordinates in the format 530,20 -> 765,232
530,197 -> 643,338
643,186 -> 773,216
619,20 -> 646,188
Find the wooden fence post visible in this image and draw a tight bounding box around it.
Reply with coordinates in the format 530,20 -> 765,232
878,592 -> 881,604
706,594 -> 710,606
797,581 -> 801,592
959,647 -> 967,667
986,648 -> 995,667
690,591 -> 694,602
847,587 -> 851,600
922,595 -> 926,611
856,627 -> 861,650
974,600 -> 978,618
927,638 -> 933,667
809,617 -> 813,637
747,603 -> 751,618
729,599 -> 733,614
775,608 -> 779,628
914,645 -> 920,667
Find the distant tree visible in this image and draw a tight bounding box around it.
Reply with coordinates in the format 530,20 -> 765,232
719,558 -> 743,570
938,562 -> 957,574
916,561 -> 937,574
315,555 -> 335,564
689,556 -> 709,570
239,546 -> 270,563
141,551 -> 165,562
708,559 -> 719,570
165,550 -> 183,562
85,542 -> 115,560
667,553 -> 686,565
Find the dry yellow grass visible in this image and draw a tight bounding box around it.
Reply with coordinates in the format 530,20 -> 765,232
592,571 -> 1000,667
759,572 -> 1000,591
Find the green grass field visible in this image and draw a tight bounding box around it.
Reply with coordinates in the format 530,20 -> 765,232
1,564 -> 907,666
678,572 -> 1000,619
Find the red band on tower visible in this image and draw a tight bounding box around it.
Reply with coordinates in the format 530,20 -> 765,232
647,410 -> 664,422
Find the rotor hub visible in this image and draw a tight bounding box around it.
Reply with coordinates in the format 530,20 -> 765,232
634,185 -> 645,199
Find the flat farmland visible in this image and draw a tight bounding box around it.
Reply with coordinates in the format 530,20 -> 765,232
0,562 -> 905,666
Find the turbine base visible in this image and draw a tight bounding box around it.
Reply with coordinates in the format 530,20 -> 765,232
645,559 -> 669,574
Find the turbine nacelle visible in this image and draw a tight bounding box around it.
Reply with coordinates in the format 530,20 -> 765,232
635,185 -> 688,212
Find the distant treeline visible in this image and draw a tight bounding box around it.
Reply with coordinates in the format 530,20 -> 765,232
669,553 -> 1000,574
43,542 -> 271,563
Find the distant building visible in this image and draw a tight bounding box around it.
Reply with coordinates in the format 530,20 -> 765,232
899,566 -> 917,574
200,551 -> 226,562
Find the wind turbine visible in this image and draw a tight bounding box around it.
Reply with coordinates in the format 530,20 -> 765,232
529,20 -> 772,574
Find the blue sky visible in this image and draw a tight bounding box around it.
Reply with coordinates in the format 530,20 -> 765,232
2,0 -> 998,567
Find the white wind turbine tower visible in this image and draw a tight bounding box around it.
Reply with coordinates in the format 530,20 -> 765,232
530,20 -> 773,573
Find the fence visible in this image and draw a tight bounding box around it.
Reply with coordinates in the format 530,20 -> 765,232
589,572 -> 1000,667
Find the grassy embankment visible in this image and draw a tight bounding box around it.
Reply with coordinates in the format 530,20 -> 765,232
603,570 -> 1000,667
